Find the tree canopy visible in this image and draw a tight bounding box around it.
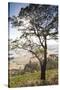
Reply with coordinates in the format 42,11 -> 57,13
9,4 -> 58,80
10,4 -> 58,60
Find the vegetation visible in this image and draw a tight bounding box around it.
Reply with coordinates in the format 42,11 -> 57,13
24,60 -> 40,73
9,4 -> 58,80
8,57 -> 58,87
8,69 -> 58,87
47,58 -> 58,70
8,3 -> 58,87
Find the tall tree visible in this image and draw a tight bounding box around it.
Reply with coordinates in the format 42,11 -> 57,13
9,4 -> 58,80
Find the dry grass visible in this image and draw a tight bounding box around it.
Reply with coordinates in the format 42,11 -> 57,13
8,69 -> 58,87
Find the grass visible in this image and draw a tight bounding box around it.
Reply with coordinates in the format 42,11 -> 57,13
8,69 -> 58,87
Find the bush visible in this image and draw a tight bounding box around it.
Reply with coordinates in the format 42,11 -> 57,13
46,59 -> 58,70
24,60 -> 40,73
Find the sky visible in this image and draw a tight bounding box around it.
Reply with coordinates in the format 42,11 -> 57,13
8,3 -> 29,17
8,3 -> 29,40
8,3 -> 58,54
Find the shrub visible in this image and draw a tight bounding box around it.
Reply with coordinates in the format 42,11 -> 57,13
46,58 -> 58,70
24,60 -> 40,73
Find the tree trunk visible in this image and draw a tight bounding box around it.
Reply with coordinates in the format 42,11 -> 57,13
41,64 -> 46,80
41,36 -> 47,80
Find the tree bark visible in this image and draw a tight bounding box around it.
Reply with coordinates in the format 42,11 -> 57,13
41,64 -> 46,80
41,36 -> 47,80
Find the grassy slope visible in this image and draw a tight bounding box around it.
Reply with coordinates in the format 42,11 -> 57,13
9,69 -> 58,87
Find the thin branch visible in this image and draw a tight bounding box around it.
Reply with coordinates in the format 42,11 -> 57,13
16,44 -> 42,65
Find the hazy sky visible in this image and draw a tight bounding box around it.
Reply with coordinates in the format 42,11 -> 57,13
8,3 -> 58,54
